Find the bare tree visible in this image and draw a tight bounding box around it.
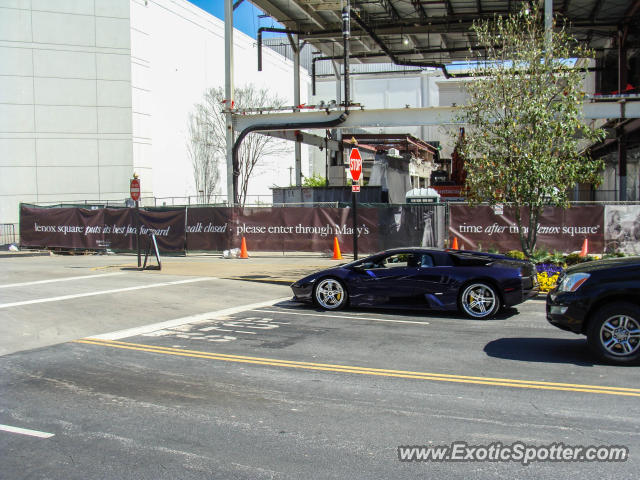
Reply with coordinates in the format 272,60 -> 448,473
190,84 -> 290,206
187,103 -> 220,204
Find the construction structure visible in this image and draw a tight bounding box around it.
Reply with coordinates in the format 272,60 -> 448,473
225,0 -> 640,203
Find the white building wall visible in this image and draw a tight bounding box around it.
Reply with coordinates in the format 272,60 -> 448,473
1,0 -> 309,227
0,0 -> 133,225
130,0 -> 309,203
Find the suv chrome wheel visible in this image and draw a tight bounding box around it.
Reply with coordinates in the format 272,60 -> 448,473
598,314 -> 640,357
588,302 -> 640,364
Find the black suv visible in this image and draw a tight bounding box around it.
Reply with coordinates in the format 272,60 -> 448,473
546,257 -> 640,364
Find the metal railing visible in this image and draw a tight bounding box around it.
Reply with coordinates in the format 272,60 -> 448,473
569,190 -> 636,202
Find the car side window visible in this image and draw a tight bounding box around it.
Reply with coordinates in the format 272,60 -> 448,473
420,254 -> 434,268
368,253 -> 421,269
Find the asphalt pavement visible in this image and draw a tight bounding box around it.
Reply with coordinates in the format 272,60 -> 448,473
0,253 -> 638,479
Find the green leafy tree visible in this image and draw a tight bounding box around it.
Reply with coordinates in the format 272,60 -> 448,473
458,5 -> 605,256
302,174 -> 328,187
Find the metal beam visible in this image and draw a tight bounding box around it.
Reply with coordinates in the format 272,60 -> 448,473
234,102 -> 640,132
443,0 -> 454,16
412,0 -> 428,20
298,18 -> 619,40
249,0 -> 298,29
234,107 -> 459,131
378,0 -> 401,21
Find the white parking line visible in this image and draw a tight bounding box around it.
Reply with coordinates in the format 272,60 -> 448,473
0,277 -> 212,309
0,272 -> 126,289
0,424 -> 54,439
89,297 -> 292,340
252,309 -> 430,325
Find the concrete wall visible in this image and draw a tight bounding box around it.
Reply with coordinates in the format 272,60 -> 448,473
0,0 -> 133,225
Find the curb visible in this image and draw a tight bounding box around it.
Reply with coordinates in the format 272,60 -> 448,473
0,251 -> 50,258
223,277 -> 294,286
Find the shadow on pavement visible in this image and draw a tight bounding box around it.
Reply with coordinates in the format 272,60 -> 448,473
484,337 -> 595,366
272,301 -> 520,321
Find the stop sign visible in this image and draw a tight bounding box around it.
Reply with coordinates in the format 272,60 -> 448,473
130,178 -> 140,201
349,147 -> 362,182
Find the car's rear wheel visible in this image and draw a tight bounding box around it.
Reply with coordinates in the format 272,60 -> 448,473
459,282 -> 499,319
587,302 -> 640,364
314,277 -> 348,310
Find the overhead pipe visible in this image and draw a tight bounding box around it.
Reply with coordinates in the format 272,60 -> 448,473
257,26 -> 333,72
311,45 -> 493,94
231,113 -> 348,204
349,9 -> 451,78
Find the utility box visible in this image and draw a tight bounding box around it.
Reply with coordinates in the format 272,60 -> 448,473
328,165 -> 347,186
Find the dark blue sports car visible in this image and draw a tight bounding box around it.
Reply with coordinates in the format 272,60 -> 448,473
291,248 -> 539,319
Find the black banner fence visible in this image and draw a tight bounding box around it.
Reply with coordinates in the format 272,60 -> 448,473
21,202 -> 638,254
19,204 -> 446,254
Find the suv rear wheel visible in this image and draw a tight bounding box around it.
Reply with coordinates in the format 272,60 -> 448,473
587,302 -> 640,365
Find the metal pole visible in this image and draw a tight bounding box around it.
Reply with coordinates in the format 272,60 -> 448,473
352,189 -> 358,260
343,3 -> 357,259
618,28 -> 628,201
618,127 -> 627,201
224,0 -> 235,204
331,60 -> 343,168
292,34 -> 302,186
136,200 -> 141,268
544,0 -> 552,55
342,3 -> 350,112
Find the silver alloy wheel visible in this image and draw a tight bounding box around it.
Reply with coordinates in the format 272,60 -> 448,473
315,278 -> 346,310
460,283 -> 497,319
599,314 -> 640,357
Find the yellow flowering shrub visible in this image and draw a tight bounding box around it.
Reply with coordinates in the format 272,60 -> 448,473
537,271 -> 560,293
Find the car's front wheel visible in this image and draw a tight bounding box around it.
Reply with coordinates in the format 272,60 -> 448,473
314,277 -> 348,310
459,282 -> 499,319
587,302 -> 640,364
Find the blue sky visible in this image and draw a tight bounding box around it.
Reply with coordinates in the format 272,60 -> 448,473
187,0 -> 284,39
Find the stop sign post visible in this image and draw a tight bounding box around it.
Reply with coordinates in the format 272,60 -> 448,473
130,177 -> 141,267
348,147 -> 362,260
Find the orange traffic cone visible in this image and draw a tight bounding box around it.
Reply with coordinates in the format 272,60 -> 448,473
332,236 -> 343,260
240,237 -> 249,259
451,237 -> 459,250
579,238 -> 588,258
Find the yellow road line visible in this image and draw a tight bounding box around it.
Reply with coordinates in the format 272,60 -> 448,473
74,338 -> 640,397
81,338 -> 640,393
